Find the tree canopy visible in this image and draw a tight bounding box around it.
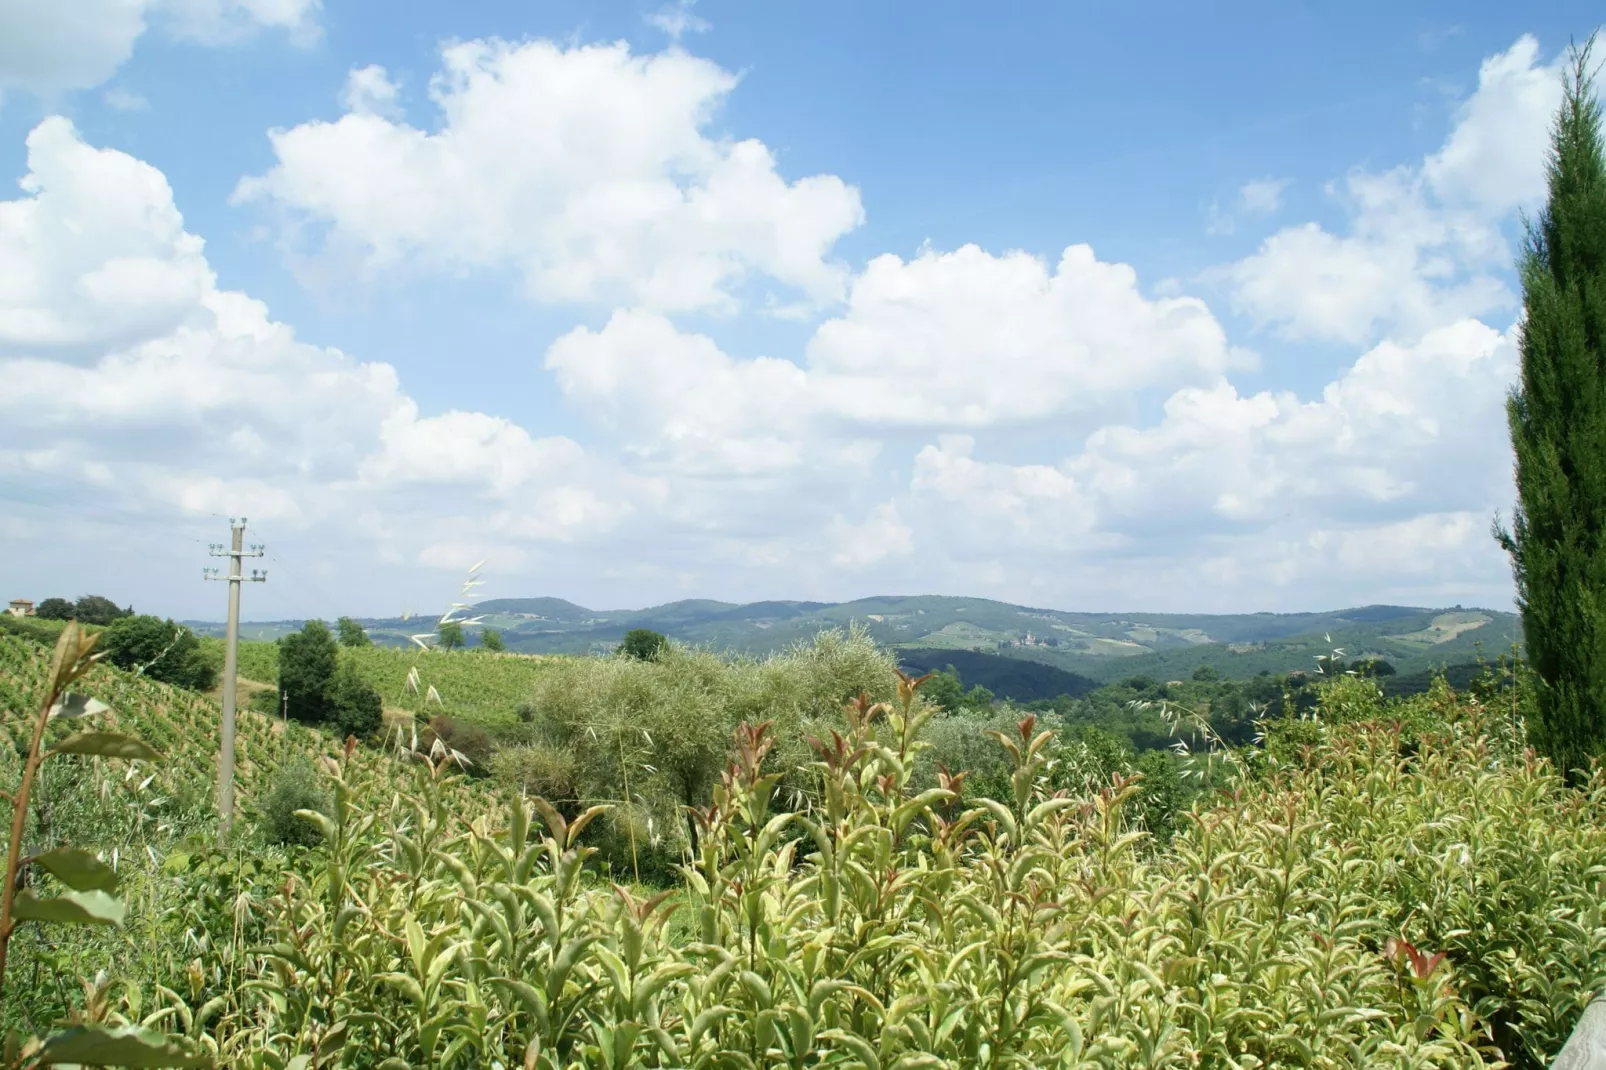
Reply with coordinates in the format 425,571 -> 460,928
617,628 -> 669,661
279,620 -> 339,722
277,619 -> 383,738
99,615 -> 216,692
336,616 -> 372,648
38,594 -> 134,625
327,661 -> 383,739
33,598 -> 74,621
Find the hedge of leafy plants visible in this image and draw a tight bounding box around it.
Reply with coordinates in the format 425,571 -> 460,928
5,627 -> 1604,1068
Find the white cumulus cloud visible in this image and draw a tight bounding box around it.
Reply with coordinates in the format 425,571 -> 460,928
0,32 -> 1557,615
541,240 -> 1254,479
808,243 -> 1250,427
233,38 -> 864,314
1216,35 -> 1562,346
0,119 -> 616,580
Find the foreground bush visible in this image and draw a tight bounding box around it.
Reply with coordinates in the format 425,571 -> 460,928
257,761 -> 332,847
508,627 -> 898,875
87,669 -> 1595,1068
7,629 -> 1604,1067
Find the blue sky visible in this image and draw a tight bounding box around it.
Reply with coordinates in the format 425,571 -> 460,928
0,0 -> 1593,620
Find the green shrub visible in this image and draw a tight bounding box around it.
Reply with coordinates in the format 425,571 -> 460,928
328,661 -> 383,739
522,627 -> 898,859
1133,747 -> 1185,840
488,741 -> 581,802
423,714 -> 494,773
247,687 -> 281,716
616,628 -> 668,661
256,761 -> 331,848
916,709 -> 1017,801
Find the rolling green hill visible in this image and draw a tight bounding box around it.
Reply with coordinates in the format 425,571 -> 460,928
188,595 -> 1522,684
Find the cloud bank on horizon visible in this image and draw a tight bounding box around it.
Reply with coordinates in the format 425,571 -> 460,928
0,2 -> 1577,618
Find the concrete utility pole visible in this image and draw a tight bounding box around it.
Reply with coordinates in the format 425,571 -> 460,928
204,518 -> 265,842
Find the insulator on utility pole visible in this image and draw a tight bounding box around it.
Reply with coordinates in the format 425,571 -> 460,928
205,516 -> 265,843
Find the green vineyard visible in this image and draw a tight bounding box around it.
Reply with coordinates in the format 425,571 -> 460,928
0,635 -> 326,813
210,638 -> 558,727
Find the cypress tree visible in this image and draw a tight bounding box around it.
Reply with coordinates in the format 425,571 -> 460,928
1498,43 -> 1606,782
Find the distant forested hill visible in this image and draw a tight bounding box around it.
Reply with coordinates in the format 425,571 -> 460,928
190,594 -> 1521,684
895,648 -> 1099,702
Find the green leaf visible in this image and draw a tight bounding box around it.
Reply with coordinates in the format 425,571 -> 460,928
31,847 -> 118,892
46,732 -> 162,762
11,888 -> 125,927
293,809 -> 337,842
34,1024 -> 212,1067
48,693 -> 111,720
375,972 -> 426,1007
